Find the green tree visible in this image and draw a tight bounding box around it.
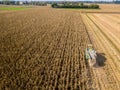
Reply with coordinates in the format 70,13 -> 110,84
81,3 -> 84,6
51,3 -> 58,8
2,0 -> 10,5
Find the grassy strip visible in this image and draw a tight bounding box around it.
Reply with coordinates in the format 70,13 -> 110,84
0,7 -> 29,11
86,14 -> 120,54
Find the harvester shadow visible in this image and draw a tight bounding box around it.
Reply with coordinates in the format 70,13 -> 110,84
93,53 -> 106,68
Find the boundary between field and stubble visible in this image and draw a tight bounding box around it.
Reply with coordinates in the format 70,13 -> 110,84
79,13 -> 97,90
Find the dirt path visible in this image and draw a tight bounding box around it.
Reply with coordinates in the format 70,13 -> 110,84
81,13 -> 120,90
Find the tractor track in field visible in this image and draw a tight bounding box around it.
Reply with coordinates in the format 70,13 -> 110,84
81,13 -> 120,90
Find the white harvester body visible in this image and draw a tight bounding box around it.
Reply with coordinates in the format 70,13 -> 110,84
85,44 -> 97,66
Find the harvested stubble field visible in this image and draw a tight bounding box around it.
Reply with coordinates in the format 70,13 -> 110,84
0,5 -> 120,90
0,7 -> 93,89
78,4 -> 120,13
81,13 -> 120,90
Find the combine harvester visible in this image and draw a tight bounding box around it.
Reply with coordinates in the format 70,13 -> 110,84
85,44 -> 97,67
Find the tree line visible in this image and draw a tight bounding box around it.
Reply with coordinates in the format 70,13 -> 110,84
51,3 -> 99,9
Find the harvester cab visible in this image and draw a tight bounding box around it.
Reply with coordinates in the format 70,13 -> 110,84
85,44 -> 97,66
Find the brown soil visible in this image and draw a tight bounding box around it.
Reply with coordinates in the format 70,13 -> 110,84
0,7 -> 92,90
